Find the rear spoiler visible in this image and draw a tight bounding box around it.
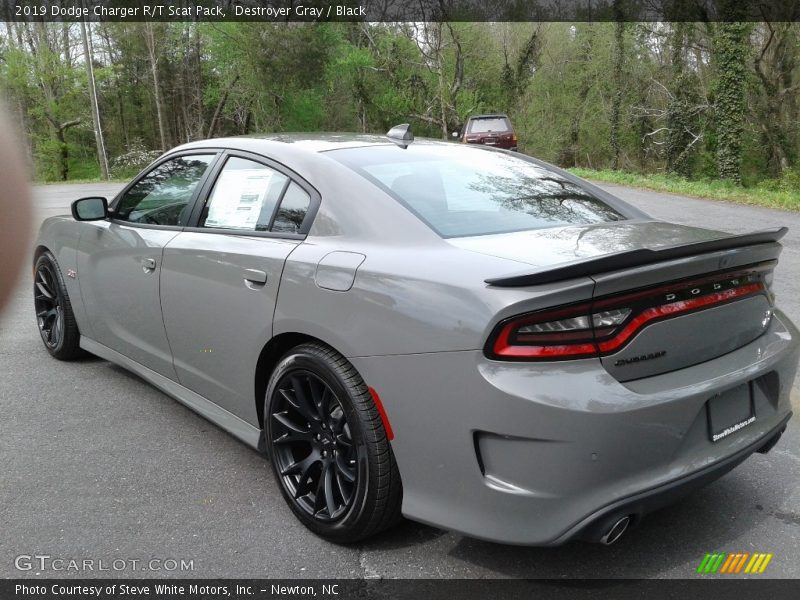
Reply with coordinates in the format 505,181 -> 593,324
485,227 -> 788,287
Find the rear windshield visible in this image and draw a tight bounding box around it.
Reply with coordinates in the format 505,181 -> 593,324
468,117 -> 511,133
467,117 -> 511,133
329,145 -> 625,238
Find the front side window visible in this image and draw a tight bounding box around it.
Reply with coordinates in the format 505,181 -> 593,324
115,154 -> 215,225
201,157 -> 288,231
330,145 -> 625,238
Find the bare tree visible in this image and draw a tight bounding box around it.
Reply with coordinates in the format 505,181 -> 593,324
81,19 -> 109,179
143,22 -> 168,151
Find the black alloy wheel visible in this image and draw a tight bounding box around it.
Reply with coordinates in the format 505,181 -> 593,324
271,370 -> 359,521
265,343 -> 402,542
33,252 -> 83,360
34,261 -> 63,349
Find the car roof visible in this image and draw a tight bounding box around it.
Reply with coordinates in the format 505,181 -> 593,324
172,133 -> 423,154
467,114 -> 510,119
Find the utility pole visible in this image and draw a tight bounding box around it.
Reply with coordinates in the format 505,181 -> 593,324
80,19 -> 109,179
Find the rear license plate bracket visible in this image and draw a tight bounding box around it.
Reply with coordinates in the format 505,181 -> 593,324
706,382 -> 755,442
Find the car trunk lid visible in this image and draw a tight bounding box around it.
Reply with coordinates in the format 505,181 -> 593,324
460,221 -> 785,381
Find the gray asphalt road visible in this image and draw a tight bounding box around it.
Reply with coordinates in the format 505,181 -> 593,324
0,182 -> 798,579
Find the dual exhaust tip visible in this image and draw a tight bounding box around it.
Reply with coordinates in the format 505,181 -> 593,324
581,514 -> 633,545
598,515 -> 631,545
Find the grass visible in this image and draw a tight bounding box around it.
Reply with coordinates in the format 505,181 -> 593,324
36,177 -> 128,185
569,168 -> 800,212
35,155 -> 133,185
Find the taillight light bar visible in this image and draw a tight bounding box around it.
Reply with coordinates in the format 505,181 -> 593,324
486,267 -> 770,361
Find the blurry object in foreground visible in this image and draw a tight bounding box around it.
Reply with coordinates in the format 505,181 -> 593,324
0,104 -> 32,312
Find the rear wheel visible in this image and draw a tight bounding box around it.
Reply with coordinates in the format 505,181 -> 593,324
264,342 -> 402,542
33,251 -> 83,360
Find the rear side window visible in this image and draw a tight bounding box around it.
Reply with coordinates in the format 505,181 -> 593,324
468,117 -> 511,133
272,182 -> 311,234
330,145 -> 624,238
201,157 -> 288,231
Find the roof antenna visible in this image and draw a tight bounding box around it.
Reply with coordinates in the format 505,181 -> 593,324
386,123 -> 413,149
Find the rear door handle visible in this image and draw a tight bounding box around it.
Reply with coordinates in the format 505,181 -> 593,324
243,269 -> 268,289
142,258 -> 157,272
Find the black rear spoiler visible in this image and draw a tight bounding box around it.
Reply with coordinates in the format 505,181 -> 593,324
485,227 -> 788,287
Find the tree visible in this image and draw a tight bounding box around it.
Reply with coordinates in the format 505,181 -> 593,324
143,21 -> 169,151
80,20 -> 109,179
609,5 -> 625,169
712,3 -> 751,184
752,22 -> 798,176
665,22 -> 704,177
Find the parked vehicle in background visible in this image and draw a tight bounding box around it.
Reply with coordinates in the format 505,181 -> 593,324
454,113 -> 518,150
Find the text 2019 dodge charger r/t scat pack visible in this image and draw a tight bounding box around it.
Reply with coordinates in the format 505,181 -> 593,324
34,126 -> 798,545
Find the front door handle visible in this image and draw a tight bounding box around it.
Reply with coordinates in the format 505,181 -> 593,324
243,269 -> 268,289
142,257 -> 157,273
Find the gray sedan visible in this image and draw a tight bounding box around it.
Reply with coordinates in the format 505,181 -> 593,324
33,128 -> 798,545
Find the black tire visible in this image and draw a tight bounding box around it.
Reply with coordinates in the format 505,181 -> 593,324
33,251 -> 84,360
264,342 -> 402,543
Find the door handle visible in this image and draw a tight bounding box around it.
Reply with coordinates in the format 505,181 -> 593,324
243,269 -> 268,289
142,257 -> 157,272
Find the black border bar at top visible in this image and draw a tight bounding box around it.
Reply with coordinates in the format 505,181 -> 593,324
2,0 -> 800,22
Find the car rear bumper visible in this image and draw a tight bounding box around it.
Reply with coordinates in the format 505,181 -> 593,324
350,309 -> 799,545
552,412 -> 790,544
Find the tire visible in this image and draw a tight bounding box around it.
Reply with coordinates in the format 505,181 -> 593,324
33,251 -> 84,360
264,342 -> 402,543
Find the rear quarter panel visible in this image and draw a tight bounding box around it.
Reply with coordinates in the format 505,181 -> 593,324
274,240 -> 596,357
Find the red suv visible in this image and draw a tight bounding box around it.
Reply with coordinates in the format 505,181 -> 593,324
455,114 -> 518,150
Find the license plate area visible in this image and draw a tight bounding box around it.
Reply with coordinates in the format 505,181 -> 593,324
706,382 -> 755,442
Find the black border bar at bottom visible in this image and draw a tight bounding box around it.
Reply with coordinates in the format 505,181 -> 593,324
3,579 -> 800,600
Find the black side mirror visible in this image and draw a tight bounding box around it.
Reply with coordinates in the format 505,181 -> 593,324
71,197 -> 108,221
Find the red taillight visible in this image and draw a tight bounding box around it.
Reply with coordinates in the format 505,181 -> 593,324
511,133 -> 518,143
491,303 -> 598,359
486,268 -> 769,361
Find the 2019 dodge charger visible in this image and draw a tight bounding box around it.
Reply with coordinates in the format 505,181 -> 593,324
34,127 -> 798,545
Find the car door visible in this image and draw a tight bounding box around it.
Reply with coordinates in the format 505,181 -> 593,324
76,152 -> 218,377
159,151 -> 318,425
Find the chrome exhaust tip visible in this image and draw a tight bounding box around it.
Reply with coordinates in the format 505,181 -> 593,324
599,515 -> 631,545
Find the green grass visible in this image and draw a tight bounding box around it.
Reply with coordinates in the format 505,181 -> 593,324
37,176 -> 129,185
569,168 -> 800,212
35,155 -> 131,185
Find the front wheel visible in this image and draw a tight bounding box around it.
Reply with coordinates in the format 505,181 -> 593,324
264,342 -> 402,543
33,251 -> 83,360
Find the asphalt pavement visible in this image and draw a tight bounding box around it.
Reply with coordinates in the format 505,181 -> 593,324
0,181 -> 798,579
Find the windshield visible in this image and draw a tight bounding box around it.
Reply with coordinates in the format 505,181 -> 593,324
329,145 -> 625,238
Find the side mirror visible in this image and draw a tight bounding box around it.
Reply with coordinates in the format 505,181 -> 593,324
71,197 -> 108,221
451,131 -> 459,138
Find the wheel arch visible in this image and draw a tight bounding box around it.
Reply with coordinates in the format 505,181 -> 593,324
255,332 -> 345,435
33,244 -> 51,265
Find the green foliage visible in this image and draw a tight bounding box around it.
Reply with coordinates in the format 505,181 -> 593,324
712,19 -> 752,184
1,20 -> 798,194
